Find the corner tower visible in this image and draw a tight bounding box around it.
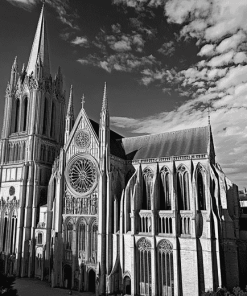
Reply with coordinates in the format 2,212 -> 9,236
0,3 -> 65,278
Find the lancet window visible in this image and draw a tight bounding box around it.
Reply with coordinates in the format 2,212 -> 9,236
158,240 -> 174,296
197,169 -> 206,210
42,98 -> 48,135
143,168 -> 154,210
66,221 -> 73,250
50,102 -> 55,138
78,220 -> 86,259
10,215 -> 17,253
23,96 -> 28,131
138,238 -> 152,296
177,166 -> 190,211
90,222 -> 98,263
14,99 -> 20,133
160,167 -> 171,210
2,217 -> 8,252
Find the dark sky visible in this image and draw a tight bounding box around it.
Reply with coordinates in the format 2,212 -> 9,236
0,0 -> 246,188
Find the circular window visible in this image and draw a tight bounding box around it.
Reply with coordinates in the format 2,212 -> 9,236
74,129 -> 90,149
65,154 -> 98,197
9,186 -> 15,196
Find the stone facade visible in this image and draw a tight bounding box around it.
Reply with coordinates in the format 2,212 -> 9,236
0,4 -> 247,296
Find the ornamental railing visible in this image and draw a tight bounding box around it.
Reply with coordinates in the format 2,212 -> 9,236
158,211 -> 173,234
139,210 -> 152,233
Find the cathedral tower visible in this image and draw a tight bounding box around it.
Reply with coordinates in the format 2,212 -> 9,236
0,3 -> 65,277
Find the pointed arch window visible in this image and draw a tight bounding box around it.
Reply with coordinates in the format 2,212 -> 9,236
3,216 -> 8,252
138,238 -> 152,296
78,220 -> 86,257
90,222 -> 98,263
143,168 -> 154,210
177,166 -> 190,210
14,99 -> 20,133
160,167 -> 171,210
66,221 -> 73,250
23,96 -> 28,131
197,169 -> 206,210
158,240 -> 174,296
10,214 -> 17,253
43,98 -> 48,135
50,102 -> 55,138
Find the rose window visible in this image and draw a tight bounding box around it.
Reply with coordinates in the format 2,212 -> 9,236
75,130 -> 90,149
66,154 -> 97,196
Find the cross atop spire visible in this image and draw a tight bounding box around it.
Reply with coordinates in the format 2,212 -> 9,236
26,2 -> 50,78
81,94 -> 85,109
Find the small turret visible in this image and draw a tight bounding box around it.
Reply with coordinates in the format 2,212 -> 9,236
10,56 -> 18,89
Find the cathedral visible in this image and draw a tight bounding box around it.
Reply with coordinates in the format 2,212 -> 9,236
0,3 -> 247,296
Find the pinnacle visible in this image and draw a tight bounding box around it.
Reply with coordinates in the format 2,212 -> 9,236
102,82 -> 108,111
67,85 -> 74,119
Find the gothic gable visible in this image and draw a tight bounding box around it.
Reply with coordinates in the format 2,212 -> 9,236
64,108 -> 99,163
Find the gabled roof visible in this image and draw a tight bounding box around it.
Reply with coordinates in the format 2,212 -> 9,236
118,126 -> 210,161
89,121 -> 210,161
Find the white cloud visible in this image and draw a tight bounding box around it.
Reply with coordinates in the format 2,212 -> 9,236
198,44 -> 215,57
216,31 -> 246,53
71,36 -> 89,47
207,51 -> 235,67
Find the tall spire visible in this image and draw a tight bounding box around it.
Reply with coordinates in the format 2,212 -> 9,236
67,85 -> 74,120
26,2 -> 50,78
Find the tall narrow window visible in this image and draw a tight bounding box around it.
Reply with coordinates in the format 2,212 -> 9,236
23,97 -> 28,131
50,102 -> 55,138
143,168 -> 154,210
43,98 -> 48,135
78,221 -> 86,259
3,217 -> 8,252
14,99 -> 20,133
158,240 -> 174,296
38,233 -> 43,244
138,238 -> 152,296
66,222 -> 73,250
197,170 -> 206,210
160,167 -> 171,210
10,216 -> 17,253
91,223 -> 98,263
177,166 -> 190,210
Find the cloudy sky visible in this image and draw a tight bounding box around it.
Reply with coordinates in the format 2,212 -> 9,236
0,0 -> 246,188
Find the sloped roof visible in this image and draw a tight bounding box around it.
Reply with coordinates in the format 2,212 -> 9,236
89,119 -> 126,159
118,126 -> 210,160
89,119 -> 210,161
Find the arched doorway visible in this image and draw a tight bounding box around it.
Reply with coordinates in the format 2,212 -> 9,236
88,269 -> 96,292
64,265 -> 72,289
124,276 -> 131,295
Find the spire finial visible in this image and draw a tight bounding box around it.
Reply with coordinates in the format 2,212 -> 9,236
81,94 -> 85,109
207,105 -> 211,125
102,82 -> 108,111
67,85 -> 74,118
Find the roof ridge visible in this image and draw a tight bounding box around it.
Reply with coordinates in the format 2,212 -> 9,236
120,125 -> 208,142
